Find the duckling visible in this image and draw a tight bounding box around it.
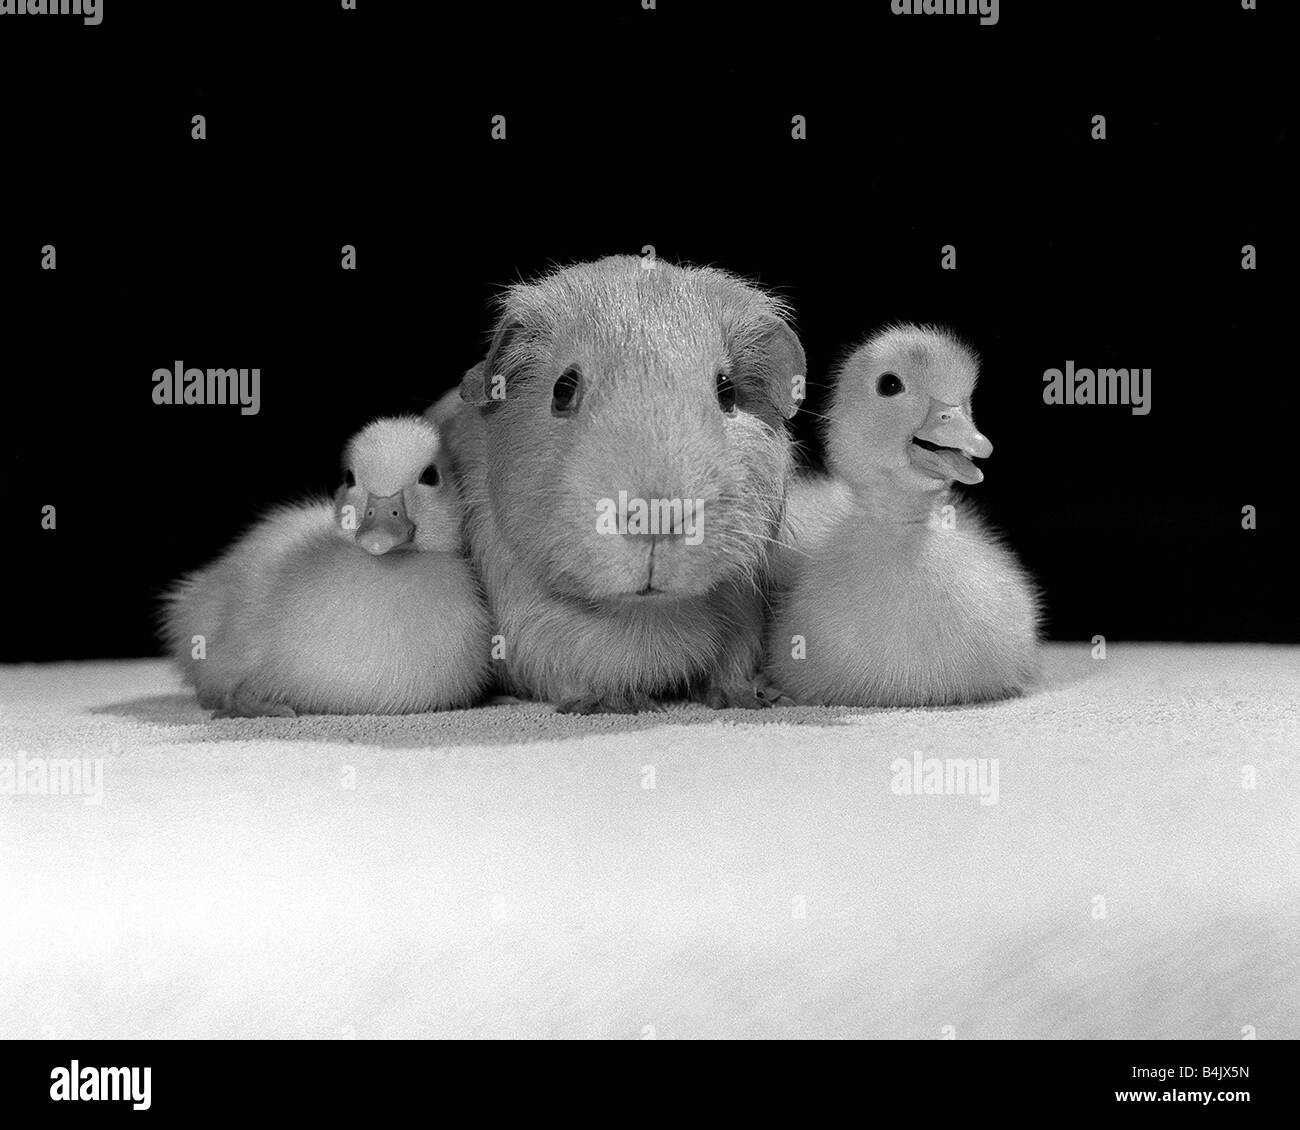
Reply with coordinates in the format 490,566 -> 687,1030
162,416 -> 491,716
767,325 -> 1040,706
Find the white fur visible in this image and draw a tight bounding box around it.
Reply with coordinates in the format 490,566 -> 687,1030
434,256 -> 805,711
345,416 -> 444,500
768,325 -> 1040,705
161,418 -> 491,715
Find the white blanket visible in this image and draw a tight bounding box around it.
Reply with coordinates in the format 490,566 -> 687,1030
2,644 -> 1297,1038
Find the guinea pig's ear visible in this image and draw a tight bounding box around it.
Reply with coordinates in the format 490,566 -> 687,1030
753,318 -> 807,420
460,318 -> 523,406
458,361 -> 489,405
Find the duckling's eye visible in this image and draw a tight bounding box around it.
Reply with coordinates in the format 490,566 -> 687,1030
343,469 -> 356,488
716,372 -> 737,414
552,366 -> 583,417
877,373 -> 904,397
419,464 -> 440,487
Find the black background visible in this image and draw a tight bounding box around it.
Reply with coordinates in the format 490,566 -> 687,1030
1,0 -> 1290,660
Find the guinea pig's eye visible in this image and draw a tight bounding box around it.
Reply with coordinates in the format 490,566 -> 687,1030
419,464 -> 440,487
716,372 -> 737,414
877,373 -> 905,397
551,366 -> 583,417
343,469 -> 356,488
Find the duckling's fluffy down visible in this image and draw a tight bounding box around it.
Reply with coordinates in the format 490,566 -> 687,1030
161,501 -> 491,714
769,498 -> 1041,706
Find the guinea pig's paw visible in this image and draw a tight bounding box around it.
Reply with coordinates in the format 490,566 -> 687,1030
212,685 -> 298,719
484,693 -> 530,706
753,675 -> 798,708
697,676 -> 792,710
554,691 -> 666,715
195,687 -> 227,711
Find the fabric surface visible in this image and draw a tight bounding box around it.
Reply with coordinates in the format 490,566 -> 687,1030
2,644 -> 1297,1039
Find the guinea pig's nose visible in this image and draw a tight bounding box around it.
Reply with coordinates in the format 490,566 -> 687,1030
615,493 -> 700,540
620,517 -> 685,538
621,527 -> 684,540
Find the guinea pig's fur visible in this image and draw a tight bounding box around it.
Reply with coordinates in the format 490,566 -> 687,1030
435,255 -> 806,712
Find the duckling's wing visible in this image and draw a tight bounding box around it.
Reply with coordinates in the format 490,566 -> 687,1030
772,473 -> 856,588
161,500 -> 337,701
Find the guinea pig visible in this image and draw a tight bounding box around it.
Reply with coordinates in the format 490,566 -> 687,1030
432,255 -> 807,713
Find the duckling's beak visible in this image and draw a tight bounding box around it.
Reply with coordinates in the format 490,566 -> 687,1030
356,492 -> 415,555
910,400 -> 993,485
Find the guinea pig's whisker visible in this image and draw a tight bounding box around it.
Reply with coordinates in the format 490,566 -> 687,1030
750,532 -> 809,556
